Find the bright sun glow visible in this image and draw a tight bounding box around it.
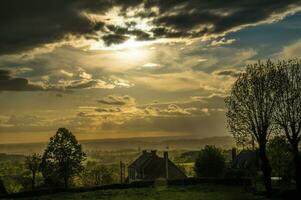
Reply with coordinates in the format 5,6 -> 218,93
117,47 -> 147,62
115,39 -> 148,61
90,39 -> 149,62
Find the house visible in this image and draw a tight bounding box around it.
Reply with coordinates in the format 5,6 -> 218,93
231,148 -> 259,175
128,150 -> 187,182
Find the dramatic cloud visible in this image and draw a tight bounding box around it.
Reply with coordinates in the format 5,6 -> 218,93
1,1 -> 301,143
0,65 -> 132,92
145,0 -> 301,38
64,79 -> 114,90
0,69 -> 44,91
102,34 -> 130,46
1,0 -> 300,54
0,0 -> 109,54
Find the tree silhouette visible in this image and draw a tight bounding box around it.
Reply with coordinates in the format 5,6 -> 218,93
267,136 -> 292,181
225,60 -> 280,194
41,128 -> 86,188
274,59 -> 301,192
194,145 -> 225,178
25,153 -> 41,189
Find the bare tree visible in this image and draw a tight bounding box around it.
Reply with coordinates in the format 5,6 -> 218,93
25,153 -> 41,189
274,59 -> 301,192
225,60 -> 280,194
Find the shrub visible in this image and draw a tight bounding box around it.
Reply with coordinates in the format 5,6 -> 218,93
194,145 -> 225,178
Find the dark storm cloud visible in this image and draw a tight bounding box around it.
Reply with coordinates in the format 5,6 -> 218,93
0,0 -> 111,54
102,34 -> 130,46
0,0 -> 145,54
0,69 -> 44,91
144,0 -> 301,38
1,0 -> 300,54
105,25 -> 152,42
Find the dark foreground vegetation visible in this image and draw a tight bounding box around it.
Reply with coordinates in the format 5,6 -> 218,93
3,183 -> 297,200
226,59 -> 301,195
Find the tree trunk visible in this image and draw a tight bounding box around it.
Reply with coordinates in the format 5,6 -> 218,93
64,175 -> 68,188
292,143 -> 301,193
259,144 -> 272,195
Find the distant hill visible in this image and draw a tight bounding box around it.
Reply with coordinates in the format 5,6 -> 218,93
0,136 -> 235,155
0,153 -> 26,162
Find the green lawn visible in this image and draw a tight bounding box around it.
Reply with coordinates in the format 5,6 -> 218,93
18,184 -> 266,200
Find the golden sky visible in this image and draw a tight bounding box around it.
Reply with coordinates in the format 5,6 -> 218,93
1,0 -> 301,143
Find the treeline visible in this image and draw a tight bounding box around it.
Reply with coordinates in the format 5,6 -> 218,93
0,128 -> 120,193
225,59 -> 301,194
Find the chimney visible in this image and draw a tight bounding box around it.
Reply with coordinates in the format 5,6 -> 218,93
142,150 -> 147,155
151,150 -> 157,156
231,148 -> 237,161
164,151 -> 169,179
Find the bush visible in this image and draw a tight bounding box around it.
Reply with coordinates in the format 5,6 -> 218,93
223,169 -> 250,179
194,145 -> 225,178
80,161 -> 115,186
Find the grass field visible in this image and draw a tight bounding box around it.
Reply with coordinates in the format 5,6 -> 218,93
17,184 -> 266,200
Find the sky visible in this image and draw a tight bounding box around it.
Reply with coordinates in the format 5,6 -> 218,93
1,0 -> 301,144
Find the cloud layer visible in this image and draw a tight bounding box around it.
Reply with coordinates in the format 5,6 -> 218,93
0,69 -> 44,91
1,0 -> 300,54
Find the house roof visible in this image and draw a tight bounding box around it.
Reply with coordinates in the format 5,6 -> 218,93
232,150 -> 258,169
128,151 -> 154,169
143,156 -> 186,179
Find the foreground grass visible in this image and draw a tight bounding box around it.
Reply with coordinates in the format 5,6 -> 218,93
18,184 -> 266,200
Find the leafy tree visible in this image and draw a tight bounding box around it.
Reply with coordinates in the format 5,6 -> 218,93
25,153 -> 41,189
267,136 -> 292,182
0,161 -> 32,193
41,128 -> 86,188
81,161 -> 114,186
225,60 -> 280,194
273,59 -> 301,192
194,145 -> 225,178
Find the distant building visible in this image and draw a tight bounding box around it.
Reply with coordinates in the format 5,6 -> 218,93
128,150 -> 187,182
